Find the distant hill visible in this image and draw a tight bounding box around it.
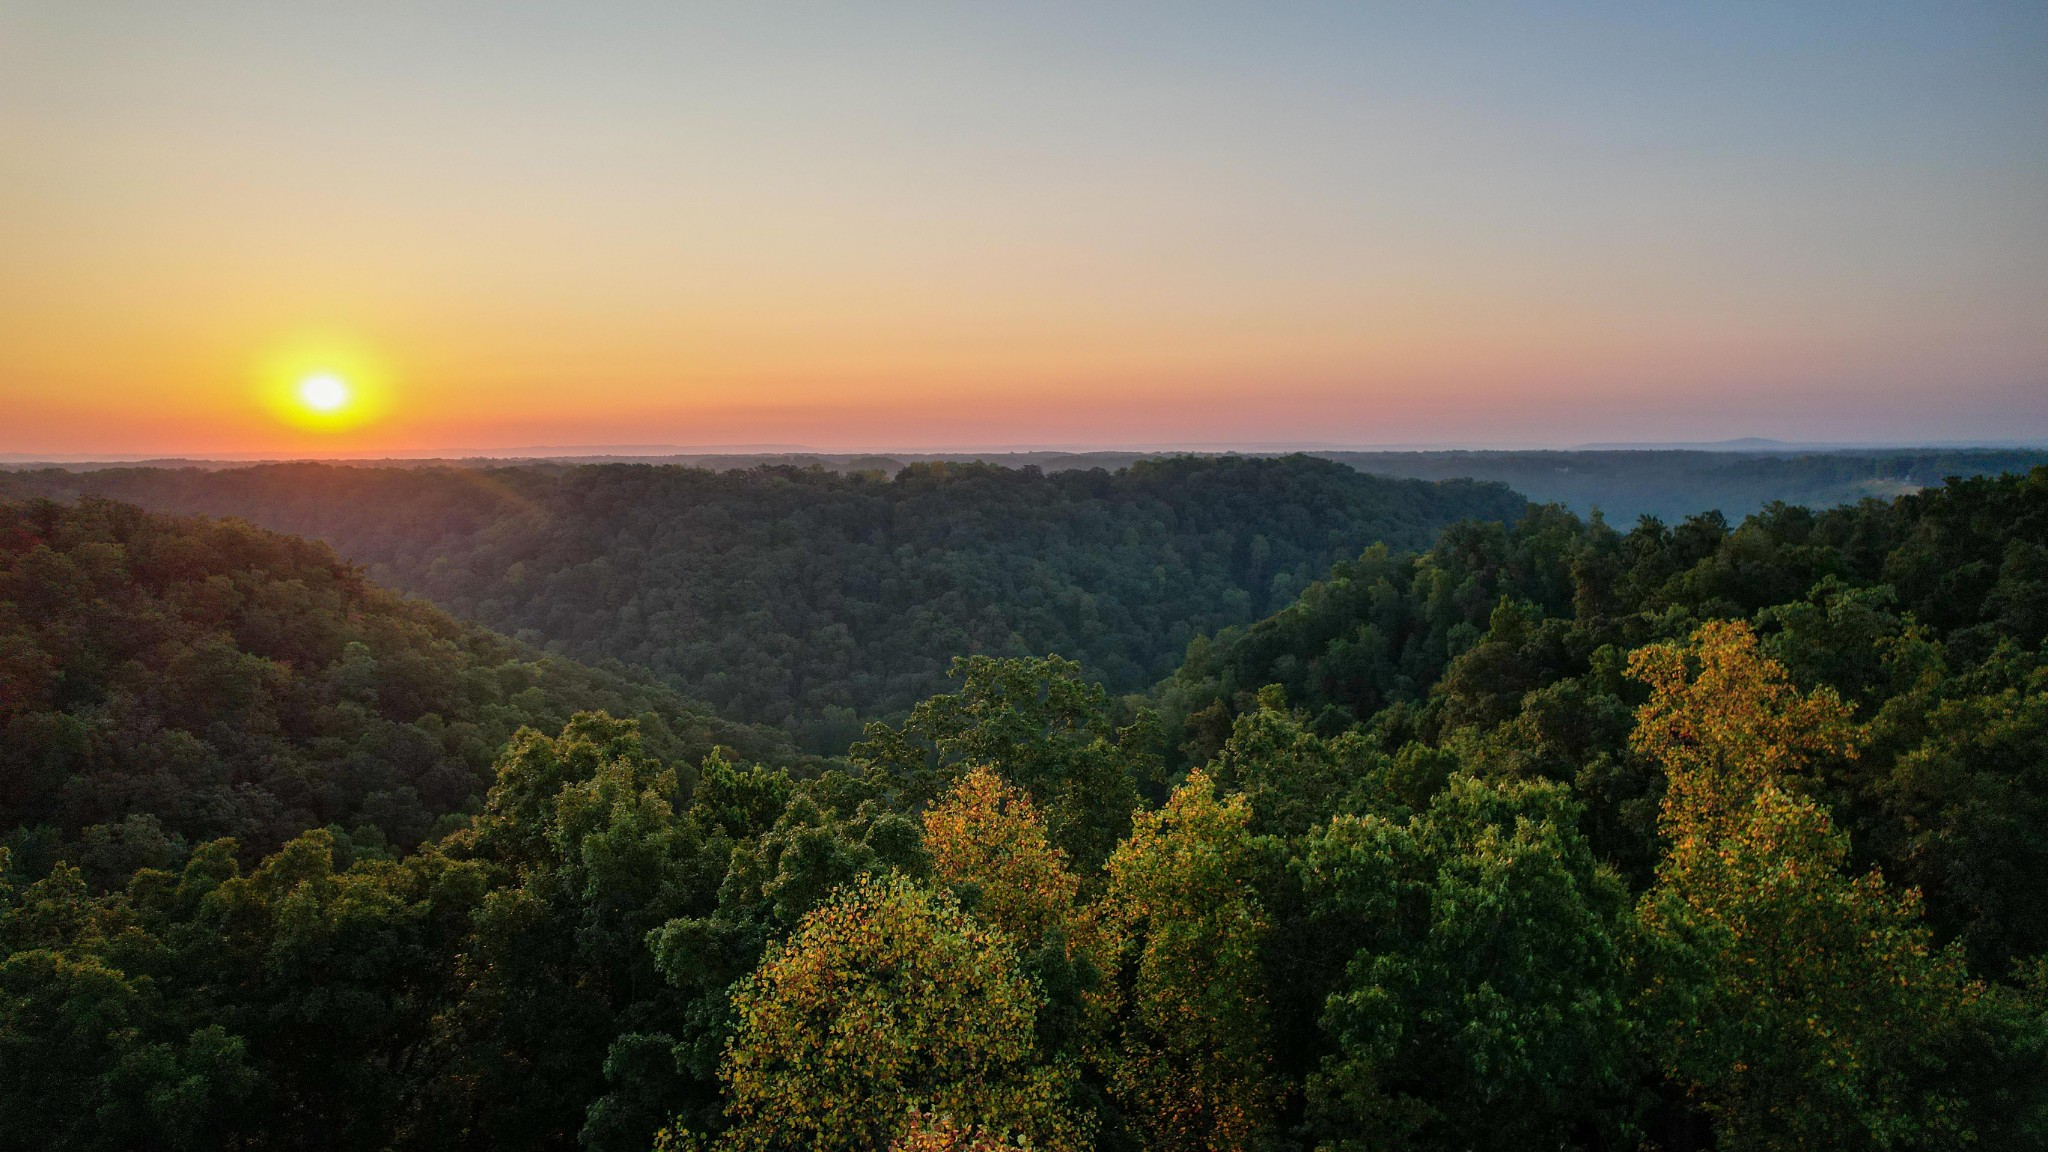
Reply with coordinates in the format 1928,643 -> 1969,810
1315,448 -> 2048,522
0,456 -> 1521,746
636,446 -> 2048,522
17,446 -> 2043,525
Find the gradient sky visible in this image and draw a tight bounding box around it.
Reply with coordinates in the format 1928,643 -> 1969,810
3,1 -> 2045,455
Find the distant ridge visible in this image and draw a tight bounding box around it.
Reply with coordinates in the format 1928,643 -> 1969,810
1573,437 -> 2048,452
1575,437 -> 1800,451
14,437 -> 2048,469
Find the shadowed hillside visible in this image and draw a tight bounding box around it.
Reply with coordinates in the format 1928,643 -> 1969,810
1,456 -> 1523,747
0,497 -> 801,877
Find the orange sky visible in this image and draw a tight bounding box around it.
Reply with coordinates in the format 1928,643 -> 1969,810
4,4 -> 2045,456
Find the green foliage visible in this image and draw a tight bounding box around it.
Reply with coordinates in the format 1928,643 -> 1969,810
1160,507 -> 1604,762
5,465 -> 2048,1152
0,709 -> 822,1152
0,946 -> 256,1152
1865,646 -> 2048,973
416,713 -> 756,1152
0,456 -> 1524,744
1102,771 -> 1279,1150
852,655 -> 1155,870
1297,774 -> 1633,1151
0,824 -> 481,1151
1205,688 -> 1392,839
0,497 -> 801,881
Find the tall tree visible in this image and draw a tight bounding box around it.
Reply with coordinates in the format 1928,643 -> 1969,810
1101,771 -> 1279,1151
1629,621 -> 2009,1150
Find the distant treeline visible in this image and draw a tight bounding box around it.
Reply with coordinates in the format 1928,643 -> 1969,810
694,446 -> 2048,522
1320,447 -> 2048,521
0,456 -> 1519,748
15,446 -> 2041,525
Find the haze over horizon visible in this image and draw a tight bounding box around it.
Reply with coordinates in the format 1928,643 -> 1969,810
11,436 -> 2048,468
5,2 -> 2045,455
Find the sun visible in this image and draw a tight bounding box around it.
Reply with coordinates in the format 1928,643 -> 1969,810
256,338 -> 389,433
298,373 -> 352,413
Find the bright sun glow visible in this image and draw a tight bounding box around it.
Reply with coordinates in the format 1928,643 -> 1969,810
299,374 -> 351,413
257,340 -> 389,435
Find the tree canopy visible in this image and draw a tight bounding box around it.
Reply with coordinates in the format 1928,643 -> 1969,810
0,497 -> 800,879
5,466 -> 2048,1150
0,456 -> 1523,747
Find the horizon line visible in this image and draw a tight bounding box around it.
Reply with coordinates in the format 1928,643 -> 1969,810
9,437 -> 2048,468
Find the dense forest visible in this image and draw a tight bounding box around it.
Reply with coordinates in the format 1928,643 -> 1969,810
0,457 -> 1519,748
0,498 -> 801,883
4,468 -> 2048,1150
1159,468 -> 2048,973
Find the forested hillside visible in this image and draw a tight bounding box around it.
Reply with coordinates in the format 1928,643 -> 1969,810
773,445 -> 2047,521
5,470 -> 2045,1151
15,445 -> 2043,544
0,498 -> 799,881
0,456 -> 1520,747
1162,468 -> 2048,971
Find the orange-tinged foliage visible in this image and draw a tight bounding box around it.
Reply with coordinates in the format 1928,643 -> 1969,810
890,1106 -> 1032,1151
1629,621 -> 1984,1150
1629,617 -> 1857,845
1102,770 -> 1279,1151
922,766 -> 1080,947
921,766 -> 1125,1049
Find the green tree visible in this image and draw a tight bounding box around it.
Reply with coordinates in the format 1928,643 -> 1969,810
853,655 -> 1154,871
1101,771 -> 1278,1151
1862,640 -> 2048,974
189,828 -> 480,1150
0,946 -> 256,1152
408,713 -> 733,1152
1296,773 -> 1632,1151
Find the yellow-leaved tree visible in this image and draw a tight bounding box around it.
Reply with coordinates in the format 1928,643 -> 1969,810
704,873 -> 1088,1152
1630,620 -> 1985,1150
1102,770 -> 1279,1151
921,766 -> 1122,1040
889,1106 -> 1031,1151
922,765 -> 1083,947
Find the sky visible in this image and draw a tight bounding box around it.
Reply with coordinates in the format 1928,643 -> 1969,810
2,1 -> 2045,456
